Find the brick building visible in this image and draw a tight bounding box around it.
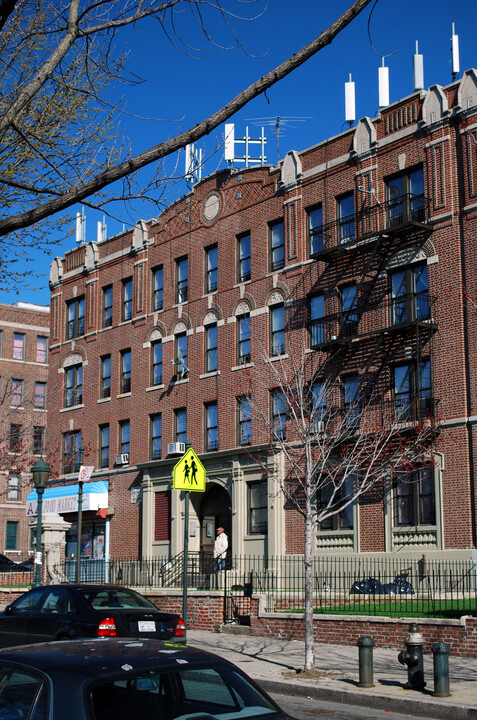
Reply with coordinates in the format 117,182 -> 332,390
44,67 -> 477,568
0,302 -> 49,560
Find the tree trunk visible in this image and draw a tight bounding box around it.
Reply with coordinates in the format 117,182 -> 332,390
304,491 -> 314,670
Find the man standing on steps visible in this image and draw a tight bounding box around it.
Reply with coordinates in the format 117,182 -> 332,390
213,527 -> 228,572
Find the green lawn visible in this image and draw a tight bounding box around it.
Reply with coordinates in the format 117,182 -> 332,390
303,598 -> 477,619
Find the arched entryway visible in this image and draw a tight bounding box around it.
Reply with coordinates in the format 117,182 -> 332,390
199,484 -> 231,569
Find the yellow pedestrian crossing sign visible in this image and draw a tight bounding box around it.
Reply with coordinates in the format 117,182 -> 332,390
173,448 -> 206,492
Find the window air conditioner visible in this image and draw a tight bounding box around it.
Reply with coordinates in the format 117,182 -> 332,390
167,442 -> 186,456
312,421 -> 324,434
115,453 -> 129,466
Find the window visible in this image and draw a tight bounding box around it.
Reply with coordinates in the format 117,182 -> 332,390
271,389 -> 286,440
5,521 -> 18,550
34,382 -> 46,409
308,205 -> 323,256
390,263 -> 429,325
152,266 -> 163,311
100,355 -> 111,399
64,364 -> 82,407
13,333 -> 25,360
248,481 -> 268,534
150,414 -> 162,460
237,233 -> 251,282
122,278 -> 133,321
151,340 -> 162,386
176,256 -> 188,303
175,332 -> 188,378
205,245 -> 218,293
102,285 -> 113,328
62,430 -> 82,474
387,167 -> 425,227
394,466 -> 435,526
118,420 -> 130,455
11,379 -> 23,407
237,314 -> 251,365
343,374 -> 360,427
66,297 -> 85,339
33,426 -> 45,455
7,475 -> 20,502
120,349 -> 131,394
9,424 -> 21,453
174,408 -> 187,443
205,402 -> 218,451
269,219 -> 285,271
340,283 -> 358,337
99,424 -> 110,469
338,193 -> 355,243
393,360 -> 432,421
319,475 -> 355,531
310,295 -> 325,347
204,323 -> 218,373
36,336 -> 47,363
238,396 -> 252,446
270,303 -> 285,356
311,381 -> 326,431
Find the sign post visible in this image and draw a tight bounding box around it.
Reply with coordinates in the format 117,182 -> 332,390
173,448 -> 205,640
76,460 -> 93,583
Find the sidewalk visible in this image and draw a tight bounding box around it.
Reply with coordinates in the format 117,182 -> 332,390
186,629 -> 477,720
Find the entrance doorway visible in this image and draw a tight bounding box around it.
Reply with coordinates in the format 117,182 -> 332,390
199,485 -> 231,572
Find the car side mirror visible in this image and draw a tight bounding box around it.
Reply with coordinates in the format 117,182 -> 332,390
3,606 -> 12,615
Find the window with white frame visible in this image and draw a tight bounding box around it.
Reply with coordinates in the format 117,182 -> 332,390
174,408 -> 187,443
205,245 -> 218,294
150,414 -> 162,460
308,205 -> 323,256
62,430 -> 82,474
269,219 -> 285,271
13,333 -> 25,360
248,481 -> 268,534
237,233 -> 251,282
66,297 -> 85,339
33,426 -> 45,455
122,278 -> 133,321
34,381 -> 46,409
176,256 -> 188,304
99,424 -> 110,469
7,475 -> 20,502
338,192 -> 355,243
36,336 -> 47,363
151,340 -> 162,386
271,389 -> 286,441
394,466 -> 435,527
64,364 -> 82,407
204,323 -> 218,373
118,420 -> 130,456
120,349 -> 131,394
11,379 -> 23,407
270,303 -> 285,356
100,355 -> 111,399
205,402 -> 218,451
152,266 -> 163,311
237,396 -> 252,446
175,332 -> 188,378
237,314 -> 250,365
102,285 -> 113,328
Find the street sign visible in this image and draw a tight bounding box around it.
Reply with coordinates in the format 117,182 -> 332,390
173,448 -> 206,492
79,465 -> 95,483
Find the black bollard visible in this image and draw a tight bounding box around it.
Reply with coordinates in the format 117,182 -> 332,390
432,642 -> 451,697
357,636 -> 375,688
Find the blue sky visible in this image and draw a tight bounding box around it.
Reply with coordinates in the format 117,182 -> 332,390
2,0 -> 475,306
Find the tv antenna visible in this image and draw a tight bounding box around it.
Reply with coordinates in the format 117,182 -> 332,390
246,116 -> 312,163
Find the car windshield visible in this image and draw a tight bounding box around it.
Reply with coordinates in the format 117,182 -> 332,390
0,664 -> 48,720
89,663 -> 279,720
79,588 -> 157,611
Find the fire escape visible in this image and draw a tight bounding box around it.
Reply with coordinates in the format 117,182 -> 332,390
305,190 -> 438,427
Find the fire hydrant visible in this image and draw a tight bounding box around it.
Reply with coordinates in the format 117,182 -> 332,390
398,623 -> 426,690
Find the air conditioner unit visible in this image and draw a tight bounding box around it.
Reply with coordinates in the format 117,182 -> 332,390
167,442 -> 186,456
115,453 -> 129,466
312,421 -> 324,434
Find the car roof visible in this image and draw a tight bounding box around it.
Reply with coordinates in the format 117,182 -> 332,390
0,639 -> 221,678
31,584 -> 144,592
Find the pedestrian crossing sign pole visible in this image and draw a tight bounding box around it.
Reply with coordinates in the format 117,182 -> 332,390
173,448 -> 206,492
173,446 -> 206,642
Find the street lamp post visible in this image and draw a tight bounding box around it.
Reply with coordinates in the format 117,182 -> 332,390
76,446 -> 85,584
31,458 -> 51,588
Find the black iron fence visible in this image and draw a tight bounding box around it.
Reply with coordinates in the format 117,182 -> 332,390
57,553 -> 477,618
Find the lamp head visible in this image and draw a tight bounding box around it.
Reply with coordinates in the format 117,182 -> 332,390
31,458 -> 51,489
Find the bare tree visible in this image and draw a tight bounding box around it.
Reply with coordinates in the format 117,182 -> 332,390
244,346 -> 437,670
0,0 -> 372,290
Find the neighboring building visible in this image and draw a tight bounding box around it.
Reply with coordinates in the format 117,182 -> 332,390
0,302 -> 49,560
44,68 -> 477,567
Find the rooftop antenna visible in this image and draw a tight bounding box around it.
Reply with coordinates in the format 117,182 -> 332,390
378,58 -> 389,109
345,74 -> 356,128
413,41 -> 424,91
75,207 -> 86,245
246,116 -> 312,164
223,123 -> 266,168
185,143 -> 202,188
97,216 -> 107,243
451,23 -> 460,81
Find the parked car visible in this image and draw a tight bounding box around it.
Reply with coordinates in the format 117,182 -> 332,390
0,637 -> 295,720
0,584 -> 184,647
0,554 -> 33,572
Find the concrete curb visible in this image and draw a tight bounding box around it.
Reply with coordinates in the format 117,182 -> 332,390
254,676 -> 477,720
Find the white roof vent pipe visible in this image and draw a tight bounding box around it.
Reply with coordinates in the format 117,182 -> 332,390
451,23 -> 460,81
413,41 -> 424,91
345,74 -> 356,128
378,59 -> 389,109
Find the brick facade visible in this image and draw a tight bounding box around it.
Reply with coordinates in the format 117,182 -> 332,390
45,68 -> 477,567
0,302 -> 49,560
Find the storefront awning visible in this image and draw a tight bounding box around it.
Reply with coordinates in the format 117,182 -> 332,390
26,480 -> 109,517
